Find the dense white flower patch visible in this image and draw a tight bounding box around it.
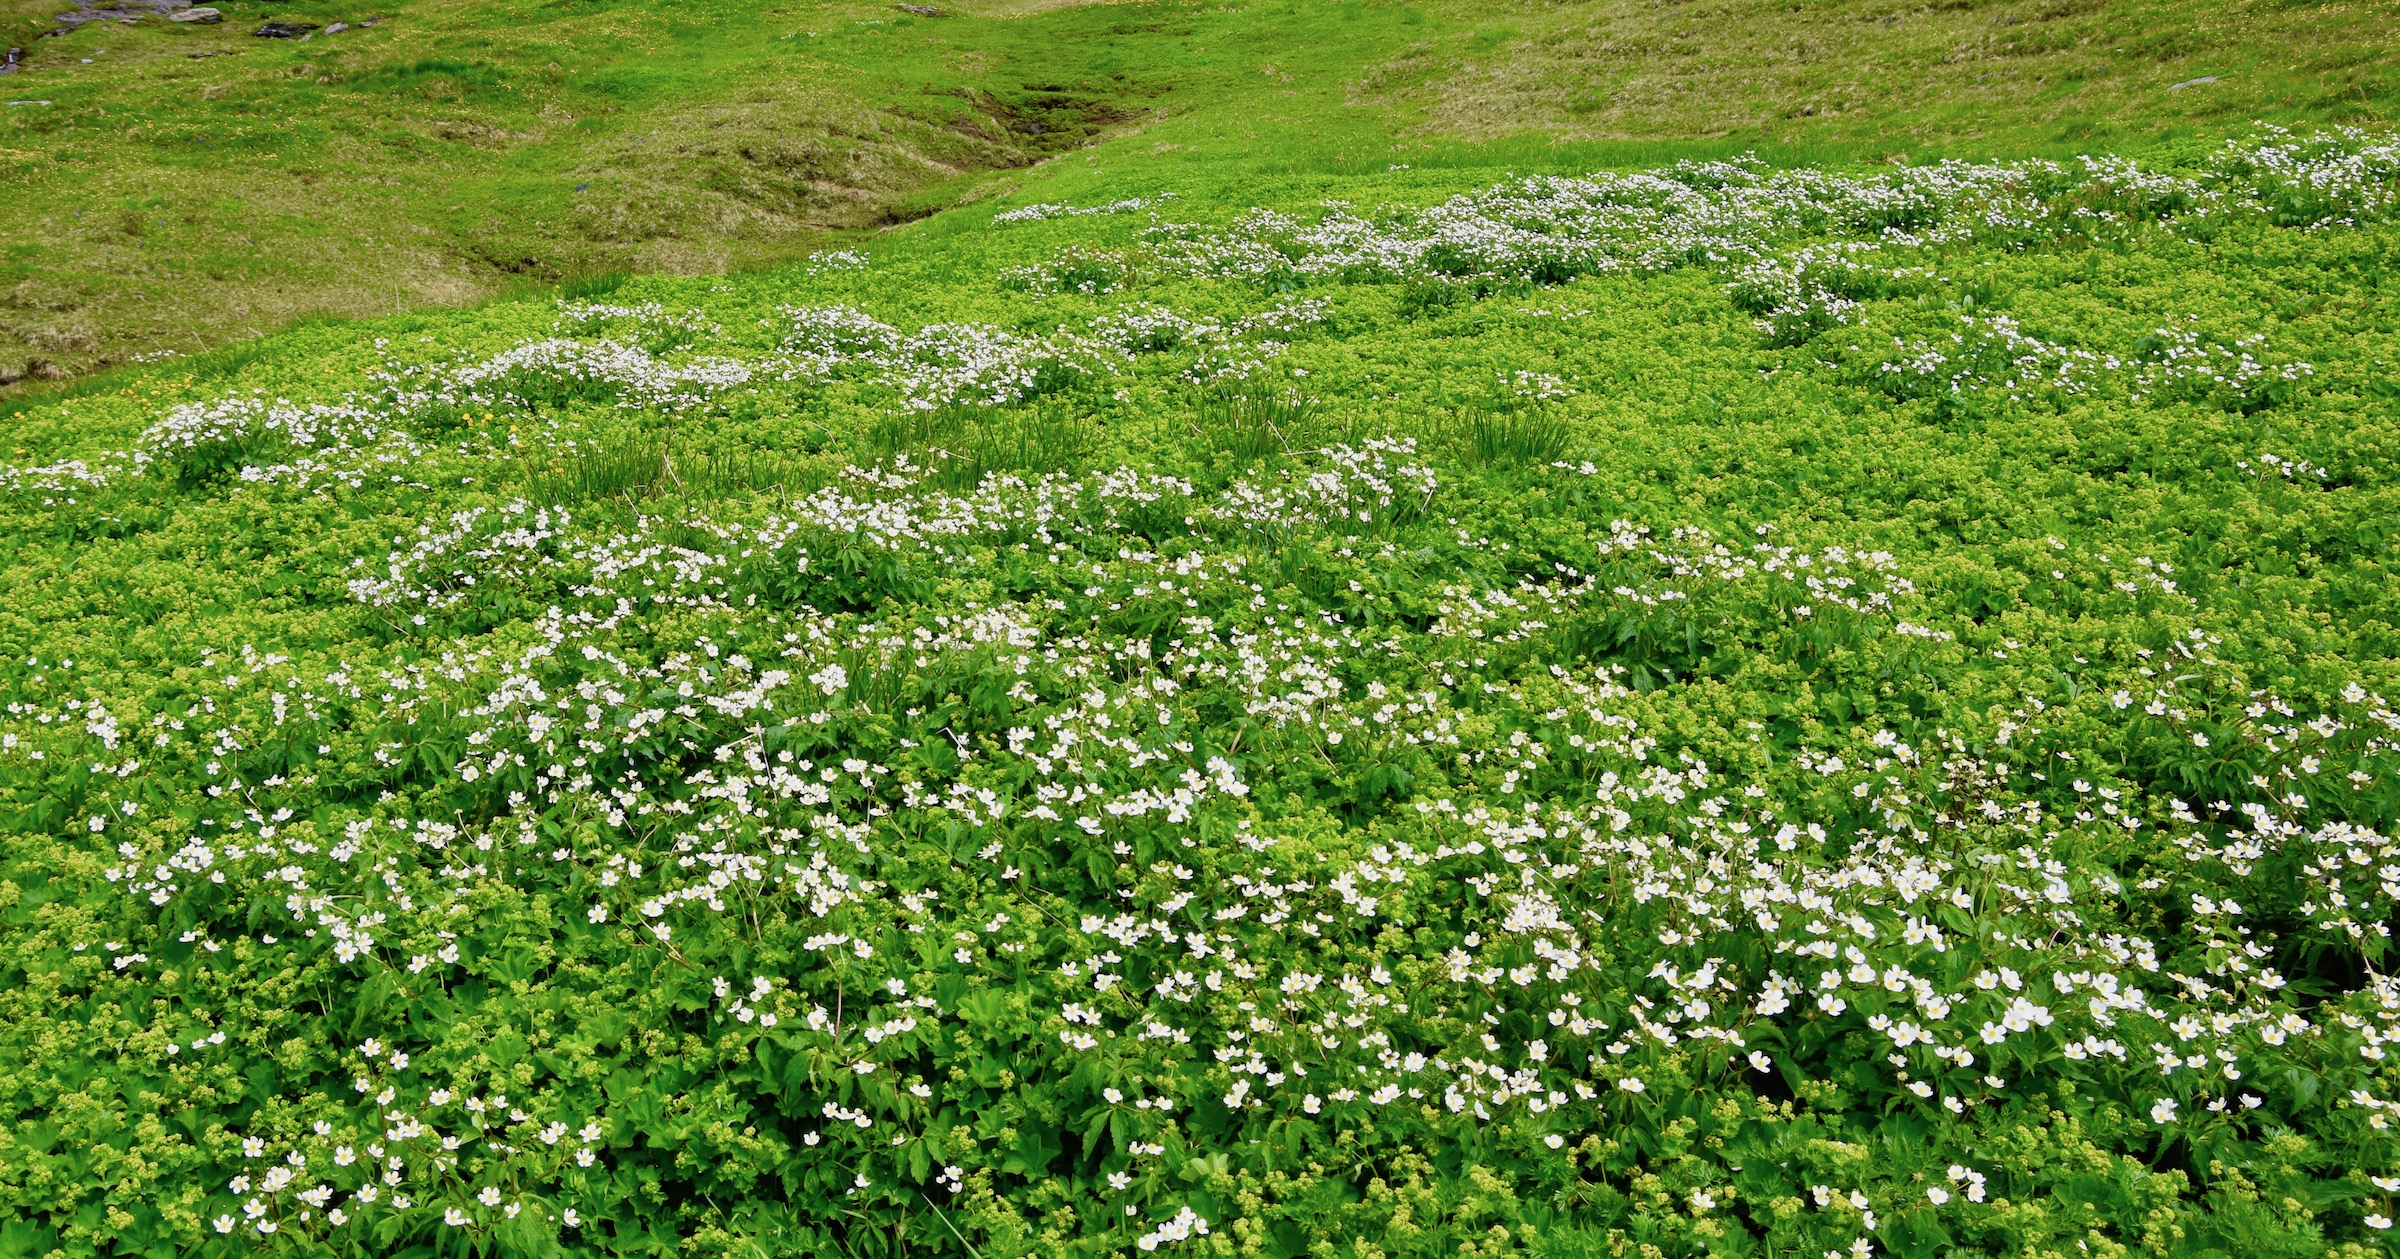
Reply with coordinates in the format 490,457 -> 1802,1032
5,129 -> 2391,508
779,298 -> 1330,408
19,438 -> 2400,1239
5,127 -> 2400,1253
555,299 -> 721,352
1111,130 -> 2399,295
994,193 -> 1177,225
1871,315 -> 2317,405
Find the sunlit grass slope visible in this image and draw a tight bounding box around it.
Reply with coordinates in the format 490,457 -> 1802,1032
5,0 -> 2396,390
0,0 -> 1425,385
1376,0 -> 2400,154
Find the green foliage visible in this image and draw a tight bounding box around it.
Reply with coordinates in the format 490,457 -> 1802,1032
7,48 -> 2400,1259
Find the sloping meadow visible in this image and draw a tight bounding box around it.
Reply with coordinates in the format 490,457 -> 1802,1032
4,128 -> 2400,1257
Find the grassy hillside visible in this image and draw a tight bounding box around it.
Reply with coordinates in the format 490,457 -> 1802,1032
6,2 -> 2400,1258
4,0 -> 2397,389
1379,0 -> 2400,152
0,0 -> 1389,384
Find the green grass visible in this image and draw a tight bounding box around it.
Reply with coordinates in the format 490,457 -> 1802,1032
0,0 -> 1259,385
1380,0 -> 2400,155
5,3 -> 2400,1258
2,0 -> 2395,390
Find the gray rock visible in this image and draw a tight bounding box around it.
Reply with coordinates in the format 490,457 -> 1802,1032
2168,75 -> 2220,91
168,6 -> 221,20
252,19 -> 314,36
321,20 -> 344,32
895,4 -> 939,14
54,0 -> 194,27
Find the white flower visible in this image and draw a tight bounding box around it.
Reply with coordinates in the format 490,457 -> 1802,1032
445,1207 -> 470,1227
477,1186 -> 502,1207
563,1209 -> 582,1228
1926,1187 -> 1949,1205
2150,1098 -> 2179,1124
1544,1134 -> 1565,1149
213,1216 -> 235,1234
1618,1077 -> 1646,1093
2367,1214 -> 2394,1230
